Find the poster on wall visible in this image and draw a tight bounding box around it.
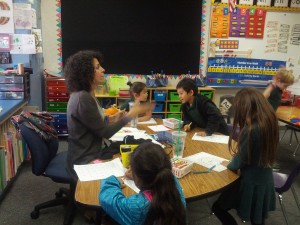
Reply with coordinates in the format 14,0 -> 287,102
257,0 -> 272,7
13,3 -> 32,29
274,0 -> 289,7
239,0 -> 254,5
229,7 -> 248,37
10,34 -> 35,54
0,0 -> 14,33
246,8 -> 266,39
206,57 -> 286,87
210,7 -> 230,38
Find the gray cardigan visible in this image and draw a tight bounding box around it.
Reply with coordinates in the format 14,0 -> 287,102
66,91 -> 129,179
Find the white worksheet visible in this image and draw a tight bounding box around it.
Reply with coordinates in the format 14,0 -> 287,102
192,133 -> 229,144
137,118 -> 157,124
123,178 -> 140,193
148,125 -> 170,132
184,152 -> 229,172
74,158 -> 126,181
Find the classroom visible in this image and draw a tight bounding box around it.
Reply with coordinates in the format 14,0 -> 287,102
1,0 -> 300,225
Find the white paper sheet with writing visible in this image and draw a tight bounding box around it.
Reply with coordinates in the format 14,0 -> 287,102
184,152 -> 228,172
192,133 -> 229,144
137,118 -> 157,124
74,158 -> 126,181
110,127 -> 146,141
148,125 -> 170,132
123,178 -> 140,193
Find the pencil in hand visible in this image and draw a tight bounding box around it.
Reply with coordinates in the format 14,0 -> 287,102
184,122 -> 192,132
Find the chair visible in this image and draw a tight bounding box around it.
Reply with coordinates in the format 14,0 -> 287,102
273,161 -> 300,225
280,125 -> 300,156
19,123 -> 76,225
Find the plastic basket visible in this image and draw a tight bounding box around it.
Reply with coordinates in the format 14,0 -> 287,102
171,158 -> 193,178
167,113 -> 181,120
153,91 -> 166,101
153,103 -> 164,112
162,118 -> 183,129
169,91 -> 179,101
169,104 -> 181,112
200,91 -> 213,100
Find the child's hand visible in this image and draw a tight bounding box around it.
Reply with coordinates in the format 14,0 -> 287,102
183,124 -> 190,132
183,122 -> 192,132
221,160 -> 229,167
197,131 -> 207,137
127,102 -> 153,119
117,177 -> 125,188
124,168 -> 133,180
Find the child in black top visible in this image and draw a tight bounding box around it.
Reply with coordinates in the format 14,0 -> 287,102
263,68 -> 294,111
176,78 -> 228,136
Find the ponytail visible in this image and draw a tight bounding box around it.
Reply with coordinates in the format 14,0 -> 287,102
130,143 -> 186,225
144,168 -> 187,225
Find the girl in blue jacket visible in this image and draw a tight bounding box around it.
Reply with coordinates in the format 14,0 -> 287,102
99,142 -> 187,225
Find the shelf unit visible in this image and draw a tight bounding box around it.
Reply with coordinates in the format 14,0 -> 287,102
44,77 -> 68,136
0,73 -> 30,100
95,87 -> 215,119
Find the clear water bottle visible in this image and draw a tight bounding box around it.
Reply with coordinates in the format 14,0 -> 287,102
128,102 -> 138,128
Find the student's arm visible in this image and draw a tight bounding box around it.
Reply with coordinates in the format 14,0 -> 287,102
227,128 -> 248,172
138,109 -> 152,122
263,84 -> 274,99
99,176 -> 150,225
73,92 -> 130,139
203,102 -> 223,135
181,104 -> 195,130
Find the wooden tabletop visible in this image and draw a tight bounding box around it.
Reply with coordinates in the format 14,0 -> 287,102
277,106 -> 300,125
75,121 -> 239,207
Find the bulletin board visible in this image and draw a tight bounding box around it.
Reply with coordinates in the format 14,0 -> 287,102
207,8 -> 300,87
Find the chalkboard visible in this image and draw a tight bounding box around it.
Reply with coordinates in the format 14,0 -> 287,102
61,0 -> 202,75
207,9 -> 300,87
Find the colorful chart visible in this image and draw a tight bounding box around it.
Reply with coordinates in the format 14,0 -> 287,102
206,57 -> 286,87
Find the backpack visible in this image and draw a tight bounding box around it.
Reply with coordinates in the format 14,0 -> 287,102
11,111 -> 58,141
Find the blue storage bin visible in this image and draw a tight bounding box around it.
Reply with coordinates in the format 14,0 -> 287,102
152,114 -> 164,119
153,103 -> 164,112
153,91 -> 166,101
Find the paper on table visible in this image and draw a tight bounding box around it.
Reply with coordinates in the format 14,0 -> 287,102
74,158 -> 126,181
137,118 -> 157,124
184,152 -> 228,172
110,127 -> 146,141
192,133 -> 229,144
123,178 -> 140,193
148,125 -> 170,132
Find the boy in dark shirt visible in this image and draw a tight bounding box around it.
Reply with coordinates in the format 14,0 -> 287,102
176,78 -> 229,136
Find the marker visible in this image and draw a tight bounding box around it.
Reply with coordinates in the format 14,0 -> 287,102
192,165 -> 216,174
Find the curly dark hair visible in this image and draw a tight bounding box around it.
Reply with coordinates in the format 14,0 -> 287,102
63,50 -> 103,93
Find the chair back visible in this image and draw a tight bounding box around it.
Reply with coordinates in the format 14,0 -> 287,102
20,123 -> 59,176
276,161 -> 300,193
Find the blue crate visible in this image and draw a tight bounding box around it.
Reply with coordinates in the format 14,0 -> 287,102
153,103 -> 164,112
153,91 -> 166,101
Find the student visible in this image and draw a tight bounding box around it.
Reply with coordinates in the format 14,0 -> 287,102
212,87 -> 279,225
176,77 -> 229,136
64,50 -> 151,180
120,81 -> 152,122
263,68 -> 294,111
99,142 -> 187,225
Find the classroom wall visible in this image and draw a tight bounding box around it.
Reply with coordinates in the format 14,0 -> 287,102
40,1 -> 300,107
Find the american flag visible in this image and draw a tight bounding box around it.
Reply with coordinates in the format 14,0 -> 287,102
228,0 -> 237,12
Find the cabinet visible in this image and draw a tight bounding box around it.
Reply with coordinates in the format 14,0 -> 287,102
44,77 -> 68,136
95,87 -> 215,119
0,73 -> 30,100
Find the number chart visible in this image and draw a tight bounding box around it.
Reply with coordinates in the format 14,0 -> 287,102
206,57 -> 285,87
